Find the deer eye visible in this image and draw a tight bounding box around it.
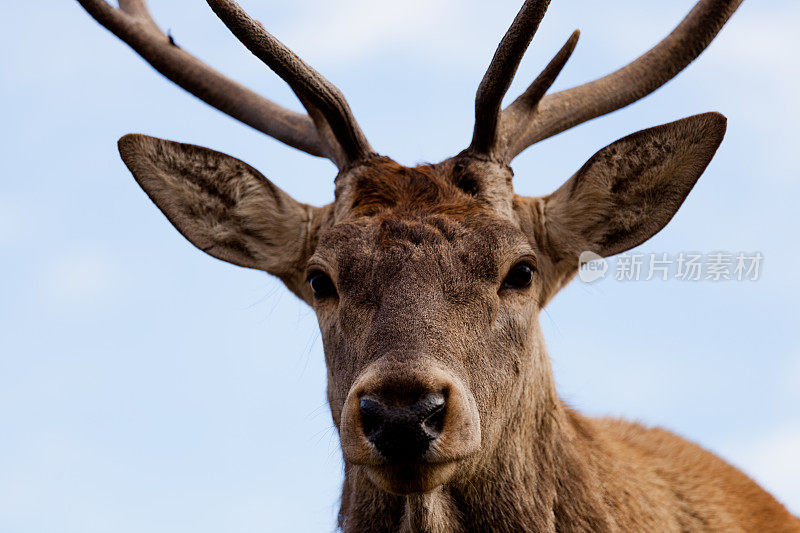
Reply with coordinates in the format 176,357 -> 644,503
308,271 -> 338,299
502,262 -> 535,290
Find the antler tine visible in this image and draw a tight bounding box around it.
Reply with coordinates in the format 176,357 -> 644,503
508,31 -> 579,116
468,0 -> 551,158
502,0 -> 744,161
76,0 -> 326,158
497,30 -> 579,160
206,0 -> 375,170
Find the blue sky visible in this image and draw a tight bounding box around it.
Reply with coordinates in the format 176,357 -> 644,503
1,1 -> 798,531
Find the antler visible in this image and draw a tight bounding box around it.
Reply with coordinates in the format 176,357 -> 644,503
77,0 -> 374,169
468,0 -> 552,156
205,0 -> 374,169
470,0 -> 744,163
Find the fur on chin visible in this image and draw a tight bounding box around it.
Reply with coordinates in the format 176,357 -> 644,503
363,461 -> 459,495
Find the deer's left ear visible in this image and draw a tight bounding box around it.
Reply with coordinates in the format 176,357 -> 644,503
526,113 -> 726,296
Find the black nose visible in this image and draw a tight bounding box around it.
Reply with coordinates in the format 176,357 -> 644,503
359,392 -> 446,462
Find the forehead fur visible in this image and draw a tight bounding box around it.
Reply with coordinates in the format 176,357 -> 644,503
316,215 -> 533,309
319,215 -> 510,306
315,157 -> 535,305
344,157 -> 485,218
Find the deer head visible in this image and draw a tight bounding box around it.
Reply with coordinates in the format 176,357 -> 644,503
80,0 -> 740,503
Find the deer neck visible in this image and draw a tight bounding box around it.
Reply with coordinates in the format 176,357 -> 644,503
338,364 -> 616,532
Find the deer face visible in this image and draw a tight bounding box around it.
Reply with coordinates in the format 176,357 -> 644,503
312,158 -> 546,493
116,110 -> 725,495
85,0 -> 740,503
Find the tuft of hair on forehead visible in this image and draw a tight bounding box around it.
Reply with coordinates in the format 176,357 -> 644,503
347,157 -> 486,219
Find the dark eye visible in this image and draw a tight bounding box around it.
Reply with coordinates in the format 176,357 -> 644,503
308,271 -> 338,299
502,262 -> 535,290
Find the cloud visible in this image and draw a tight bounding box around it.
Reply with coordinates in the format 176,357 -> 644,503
705,5 -> 800,184
279,0 -> 463,63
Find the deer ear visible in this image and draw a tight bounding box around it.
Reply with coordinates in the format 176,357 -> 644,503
118,134 -> 326,299
536,113 -> 726,289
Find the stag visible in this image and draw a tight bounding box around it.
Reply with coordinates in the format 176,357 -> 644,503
78,0 -> 799,531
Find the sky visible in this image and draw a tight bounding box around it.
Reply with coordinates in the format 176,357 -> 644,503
1,1 -> 798,531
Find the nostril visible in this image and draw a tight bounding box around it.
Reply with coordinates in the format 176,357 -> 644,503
359,397 -> 385,440
421,395 -> 446,437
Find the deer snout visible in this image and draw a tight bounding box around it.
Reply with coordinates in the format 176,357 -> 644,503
339,362 -> 481,472
359,392 -> 447,462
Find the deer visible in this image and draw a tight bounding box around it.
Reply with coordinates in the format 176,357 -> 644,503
78,0 -> 799,531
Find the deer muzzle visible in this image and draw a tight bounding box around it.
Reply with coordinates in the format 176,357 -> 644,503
339,360 -> 481,494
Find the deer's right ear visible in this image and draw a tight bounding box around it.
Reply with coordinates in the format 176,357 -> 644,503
118,134 -> 328,300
